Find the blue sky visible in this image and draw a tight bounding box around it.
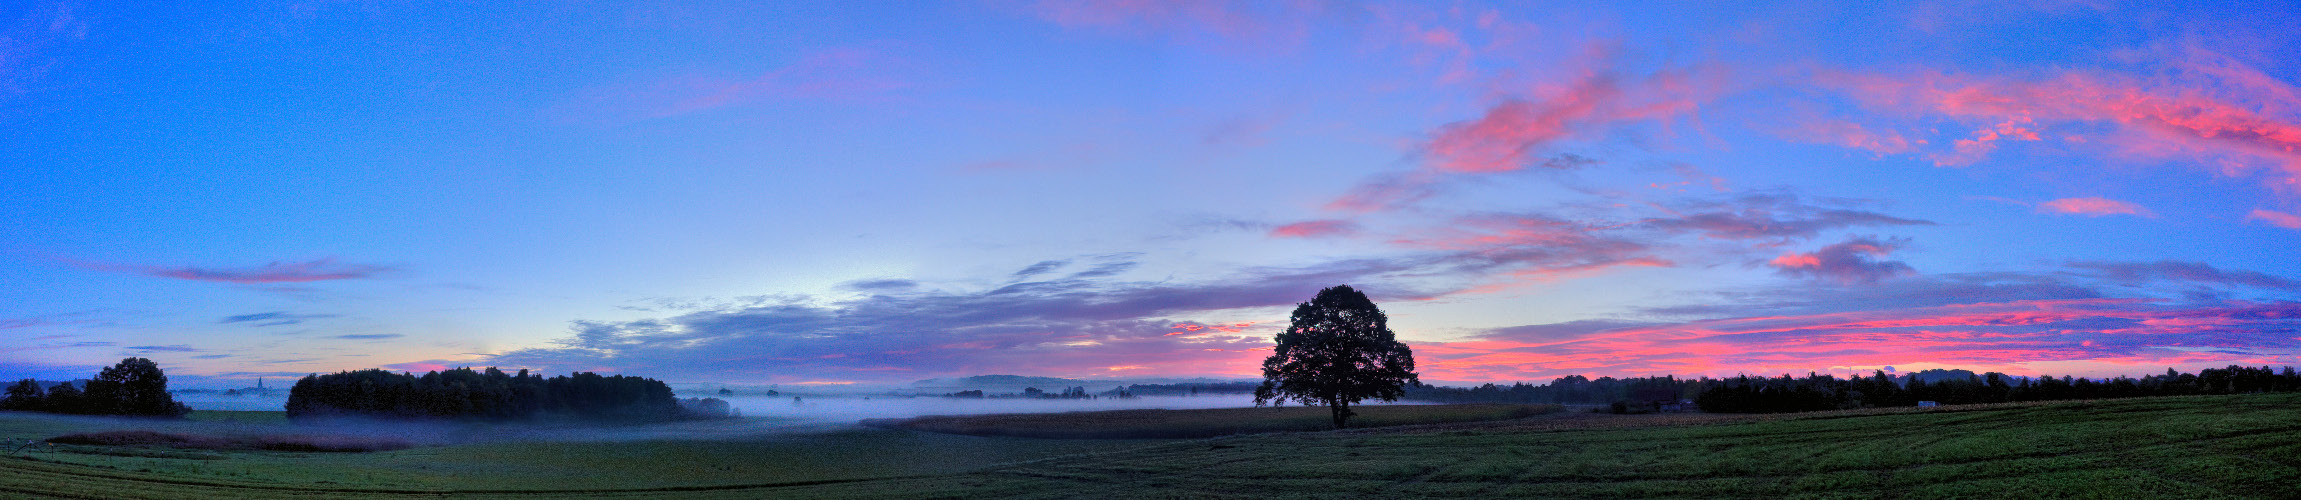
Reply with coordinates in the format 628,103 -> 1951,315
5,1 -> 2299,387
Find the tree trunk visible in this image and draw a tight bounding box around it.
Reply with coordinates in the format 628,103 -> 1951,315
1330,398 -> 1348,429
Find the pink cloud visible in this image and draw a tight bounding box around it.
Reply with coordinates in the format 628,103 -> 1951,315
67,257 -> 391,284
1768,236 -> 1915,284
1822,52 -> 2301,193
1424,62 -> 1717,173
1933,118 -> 2042,166
2037,197 -> 2154,217
1327,48 -> 1723,213
1268,219 -> 1358,238
1323,171 -> 1439,213
2249,209 -> 2301,229
1784,118 -> 1918,155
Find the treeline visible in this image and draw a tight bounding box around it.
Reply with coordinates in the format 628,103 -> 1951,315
1696,366 -> 2301,413
1403,375 -> 1696,405
1111,382 -> 1259,396
1403,366 -> 2301,414
1,358 -> 190,418
284,367 -> 732,421
1022,386 -> 1094,399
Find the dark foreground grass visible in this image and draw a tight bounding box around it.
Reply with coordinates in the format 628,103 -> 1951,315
865,403 -> 1558,439
2,393 -> 2297,499
47,430 -> 413,453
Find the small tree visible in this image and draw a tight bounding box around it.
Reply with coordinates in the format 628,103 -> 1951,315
1255,285 -> 1418,428
2,379 -> 44,411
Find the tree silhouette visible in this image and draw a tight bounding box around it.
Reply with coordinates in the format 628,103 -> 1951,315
2,379 -> 43,411
84,357 -> 191,417
1255,285 -> 1418,428
42,383 -> 85,414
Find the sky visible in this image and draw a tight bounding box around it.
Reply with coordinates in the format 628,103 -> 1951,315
4,1 -> 2300,388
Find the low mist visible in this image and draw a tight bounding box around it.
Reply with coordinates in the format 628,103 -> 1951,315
171,391 -> 291,411
114,389 -> 1426,446
726,394 -> 1262,423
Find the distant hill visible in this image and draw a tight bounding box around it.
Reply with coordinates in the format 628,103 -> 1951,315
912,375 -> 1089,388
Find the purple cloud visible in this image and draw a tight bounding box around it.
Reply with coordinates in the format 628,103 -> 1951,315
484,256 -> 1459,382
2068,260 -> 2301,290
1768,236 -> 1916,284
1641,194 -> 1934,240
221,311 -> 339,327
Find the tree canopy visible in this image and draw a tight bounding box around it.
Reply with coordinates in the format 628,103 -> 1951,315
1255,285 -> 1418,428
1,357 -> 190,417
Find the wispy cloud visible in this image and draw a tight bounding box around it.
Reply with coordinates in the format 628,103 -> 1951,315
1422,57 -> 1716,174
2037,197 -> 2154,217
1327,45 -> 1725,213
220,311 -> 339,327
2249,209 -> 2301,229
2068,260 -> 2301,290
1780,117 -> 1919,156
1821,47 -> 2301,194
67,257 -> 391,284
1639,194 -> 1934,240
1268,219 -> 1359,238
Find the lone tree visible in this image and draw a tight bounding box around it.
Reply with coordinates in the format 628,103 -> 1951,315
1255,285 -> 1418,428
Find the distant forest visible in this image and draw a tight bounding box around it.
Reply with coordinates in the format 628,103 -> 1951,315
940,382 -> 1259,399
284,368 -> 732,421
1405,365 -> 2301,413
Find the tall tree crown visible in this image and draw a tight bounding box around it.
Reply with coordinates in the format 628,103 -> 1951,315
1255,285 -> 1418,428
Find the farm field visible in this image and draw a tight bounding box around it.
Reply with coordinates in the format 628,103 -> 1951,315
866,403 -> 1558,439
2,394 -> 2297,499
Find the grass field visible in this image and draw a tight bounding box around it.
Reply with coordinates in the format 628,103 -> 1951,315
866,403 -> 1557,439
2,394 -> 2297,499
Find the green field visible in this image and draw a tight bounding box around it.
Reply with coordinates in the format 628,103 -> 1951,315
868,403 -> 1557,439
2,394 -> 2297,499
